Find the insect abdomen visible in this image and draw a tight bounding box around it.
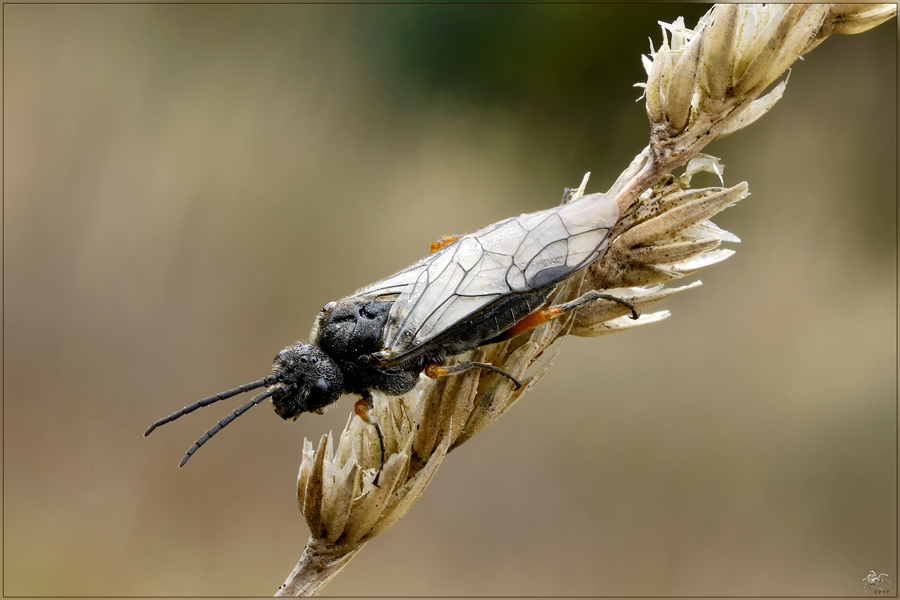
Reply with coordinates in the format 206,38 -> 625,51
407,287 -> 554,361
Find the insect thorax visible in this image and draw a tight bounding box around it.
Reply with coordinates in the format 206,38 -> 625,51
315,299 -> 421,396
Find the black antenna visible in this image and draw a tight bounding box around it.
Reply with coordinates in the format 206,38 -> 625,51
179,387 -> 280,468
144,374 -> 281,436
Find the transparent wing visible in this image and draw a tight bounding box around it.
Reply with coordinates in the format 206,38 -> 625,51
351,257 -> 433,302
374,192 -> 618,357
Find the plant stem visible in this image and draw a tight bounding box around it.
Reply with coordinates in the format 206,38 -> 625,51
276,538 -> 365,597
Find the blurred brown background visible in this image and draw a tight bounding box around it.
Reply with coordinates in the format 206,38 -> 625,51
4,4 -> 896,597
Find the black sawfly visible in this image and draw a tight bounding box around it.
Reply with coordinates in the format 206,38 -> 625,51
145,181 -> 638,467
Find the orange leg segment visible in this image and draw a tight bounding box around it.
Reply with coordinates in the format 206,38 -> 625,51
503,306 -> 564,339
430,235 -> 460,253
354,399 -> 374,422
354,397 -> 386,480
424,363 -> 450,379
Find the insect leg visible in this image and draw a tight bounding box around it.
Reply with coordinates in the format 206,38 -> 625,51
430,235 -> 460,253
500,291 -> 640,340
179,388 -> 279,467
353,393 -> 385,485
144,373 -> 281,436
561,172 -> 591,204
425,362 -> 523,389
559,291 -> 640,320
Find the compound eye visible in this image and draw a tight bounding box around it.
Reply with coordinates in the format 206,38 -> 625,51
313,378 -> 329,394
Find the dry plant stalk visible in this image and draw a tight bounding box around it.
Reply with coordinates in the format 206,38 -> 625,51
276,4 -> 896,596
